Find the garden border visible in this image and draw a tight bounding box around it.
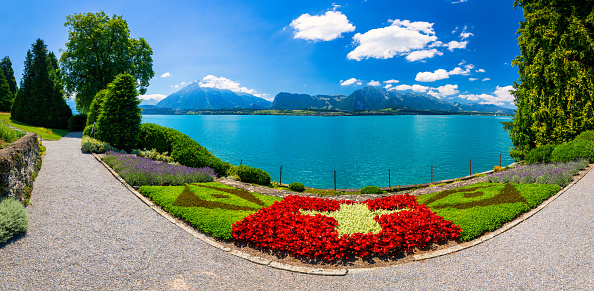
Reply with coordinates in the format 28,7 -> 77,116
92,153 -> 590,276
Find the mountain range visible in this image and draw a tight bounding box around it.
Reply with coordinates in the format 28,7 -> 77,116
152,83 -> 514,114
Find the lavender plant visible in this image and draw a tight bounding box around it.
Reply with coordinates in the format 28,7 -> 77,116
486,159 -> 588,187
102,151 -> 216,186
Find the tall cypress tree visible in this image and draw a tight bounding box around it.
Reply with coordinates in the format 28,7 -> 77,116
0,69 -> 12,112
0,57 -> 17,97
11,39 -> 71,128
507,0 -> 594,154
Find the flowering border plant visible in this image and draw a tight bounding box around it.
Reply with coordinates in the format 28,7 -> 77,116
232,194 -> 461,261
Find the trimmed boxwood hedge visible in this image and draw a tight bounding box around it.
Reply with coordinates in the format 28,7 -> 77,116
139,123 -> 230,176
227,165 -> 271,186
525,144 -> 557,164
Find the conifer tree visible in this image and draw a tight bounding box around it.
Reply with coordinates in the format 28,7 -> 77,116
83,89 -> 109,136
0,69 -> 12,112
0,57 -> 17,97
95,73 -> 141,150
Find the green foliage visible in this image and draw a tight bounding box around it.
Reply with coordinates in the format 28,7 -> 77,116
360,185 -> 384,194
131,148 -> 175,163
0,69 -> 13,112
81,135 -> 114,153
525,144 -> 557,163
574,130 -> 594,142
0,113 -> 68,141
416,182 -> 560,240
288,182 -> 305,192
139,123 -> 231,176
0,197 -> 28,243
0,121 -> 24,143
304,188 -> 345,196
551,139 -> 594,162
95,74 -> 141,151
227,165 -> 271,186
507,1 -> 594,150
85,89 -> 108,130
11,39 -> 72,129
508,146 -> 526,162
60,11 -> 154,113
0,57 -> 17,97
139,183 -> 280,239
67,114 -> 87,132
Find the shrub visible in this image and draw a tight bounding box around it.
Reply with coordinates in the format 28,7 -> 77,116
86,89 -> 108,128
525,144 -> 557,163
288,182 -> 305,192
139,123 -> 231,176
575,130 -> 594,142
131,148 -> 175,164
487,159 -> 588,187
81,135 -> 114,153
551,139 -> 594,162
0,197 -> 28,243
228,165 -> 271,185
67,114 -> 87,132
361,185 -> 383,194
95,74 -> 141,151
0,121 -> 24,143
493,166 -> 505,173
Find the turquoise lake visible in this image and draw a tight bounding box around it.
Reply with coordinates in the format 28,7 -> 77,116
142,115 -> 514,189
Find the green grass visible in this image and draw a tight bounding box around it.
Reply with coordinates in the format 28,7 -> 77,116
416,182 -> 561,241
0,113 -> 69,140
138,182 -> 281,239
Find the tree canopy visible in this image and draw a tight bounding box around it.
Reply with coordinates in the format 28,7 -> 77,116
507,0 -> 594,155
60,11 -> 154,113
0,57 -> 17,96
0,69 -> 12,112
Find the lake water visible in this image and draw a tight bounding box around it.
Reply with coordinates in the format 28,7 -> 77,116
142,114 -> 514,189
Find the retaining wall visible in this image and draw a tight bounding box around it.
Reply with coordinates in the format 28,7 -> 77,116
0,132 -> 41,201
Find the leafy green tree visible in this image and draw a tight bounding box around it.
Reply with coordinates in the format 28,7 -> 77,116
60,11 -> 154,113
95,73 -> 141,150
0,69 -> 12,112
83,89 -> 109,136
0,57 -> 17,96
11,39 -> 72,128
507,0 -> 594,155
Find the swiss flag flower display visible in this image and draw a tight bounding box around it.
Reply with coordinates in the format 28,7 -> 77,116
232,194 -> 461,261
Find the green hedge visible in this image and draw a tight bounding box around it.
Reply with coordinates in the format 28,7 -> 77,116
67,114 -> 87,132
525,144 -> 557,163
0,197 -> 28,243
361,185 -> 383,194
551,139 -> 594,163
288,182 -> 305,192
139,123 -> 230,176
228,165 -> 271,186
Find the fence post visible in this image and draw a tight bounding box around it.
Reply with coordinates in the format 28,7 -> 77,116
500,154 -> 502,167
280,165 -> 282,185
334,171 -> 337,191
388,169 -> 391,188
431,165 -> 433,183
240,159 -> 242,165
470,160 -> 472,176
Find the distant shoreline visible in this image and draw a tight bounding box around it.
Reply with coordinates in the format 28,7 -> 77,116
140,107 -> 513,117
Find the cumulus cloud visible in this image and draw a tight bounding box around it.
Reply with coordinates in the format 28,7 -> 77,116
452,0 -> 468,3
428,84 -> 459,98
347,19 -> 438,61
469,78 -> 478,81
415,69 -> 450,82
199,75 -> 266,98
138,94 -> 167,101
172,81 -> 190,88
476,69 -> 486,73
385,84 -> 393,89
459,26 -> 473,39
458,85 -> 514,106
291,10 -> 355,41
446,40 -> 468,51
367,80 -> 381,86
384,79 -> 400,84
341,78 -> 361,86
482,78 -> 491,81
393,84 -> 430,93
160,72 -> 172,78
405,49 -> 443,62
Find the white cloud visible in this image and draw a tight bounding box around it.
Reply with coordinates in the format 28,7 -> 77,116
482,78 -> 491,81
452,0 -> 468,3
341,78 -> 360,86
428,84 -> 459,98
291,10 -> 355,41
459,26 -> 473,39
347,19 -> 438,61
458,85 -> 514,105
469,78 -> 478,81
450,66 -> 472,76
138,94 -> 167,101
446,40 -> 468,51
160,72 -> 172,78
405,49 -> 443,62
458,60 -> 466,66
385,84 -> 393,89
494,85 -> 514,102
172,81 -> 190,88
393,84 -> 430,92
476,69 -> 486,73
415,69 -> 450,82
384,79 -> 400,84
367,80 -> 381,86
199,75 -> 266,98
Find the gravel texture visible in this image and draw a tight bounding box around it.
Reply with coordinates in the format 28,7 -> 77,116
1,132 -> 593,290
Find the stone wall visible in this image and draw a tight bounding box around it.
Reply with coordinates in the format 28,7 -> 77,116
0,133 -> 41,201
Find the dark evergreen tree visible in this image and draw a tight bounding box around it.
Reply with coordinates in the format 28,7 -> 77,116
0,57 -> 17,97
83,89 -> 109,136
0,69 -> 12,112
95,73 -> 141,150
10,39 -> 72,128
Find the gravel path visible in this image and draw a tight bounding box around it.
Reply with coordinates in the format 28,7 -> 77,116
1,132 -> 593,290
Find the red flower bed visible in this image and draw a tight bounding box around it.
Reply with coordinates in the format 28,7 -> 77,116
232,194 -> 461,261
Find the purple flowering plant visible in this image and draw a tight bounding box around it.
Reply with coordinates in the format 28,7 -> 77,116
487,159 -> 588,187
102,151 -> 217,186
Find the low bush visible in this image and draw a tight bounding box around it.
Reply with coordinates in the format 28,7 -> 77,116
288,182 -> 305,192
361,185 -> 383,194
0,197 -> 28,243
139,123 -> 230,176
551,139 -> 594,162
227,165 -> 271,185
67,114 -> 87,132
493,166 -> 505,173
525,144 -> 557,164
487,159 -> 587,187
81,136 -> 114,153
0,121 -> 24,143
575,130 -> 594,142
131,148 -> 175,164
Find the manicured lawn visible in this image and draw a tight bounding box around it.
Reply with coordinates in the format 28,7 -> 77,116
416,182 -> 561,241
0,113 -> 69,140
138,182 -> 281,239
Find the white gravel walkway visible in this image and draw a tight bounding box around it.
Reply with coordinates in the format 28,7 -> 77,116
1,132 -> 592,290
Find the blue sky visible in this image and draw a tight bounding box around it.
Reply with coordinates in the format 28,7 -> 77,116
0,0 -> 523,108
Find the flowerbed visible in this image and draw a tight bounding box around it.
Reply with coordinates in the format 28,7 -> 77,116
232,194 -> 461,262
103,151 -> 216,186
486,159 -> 588,187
